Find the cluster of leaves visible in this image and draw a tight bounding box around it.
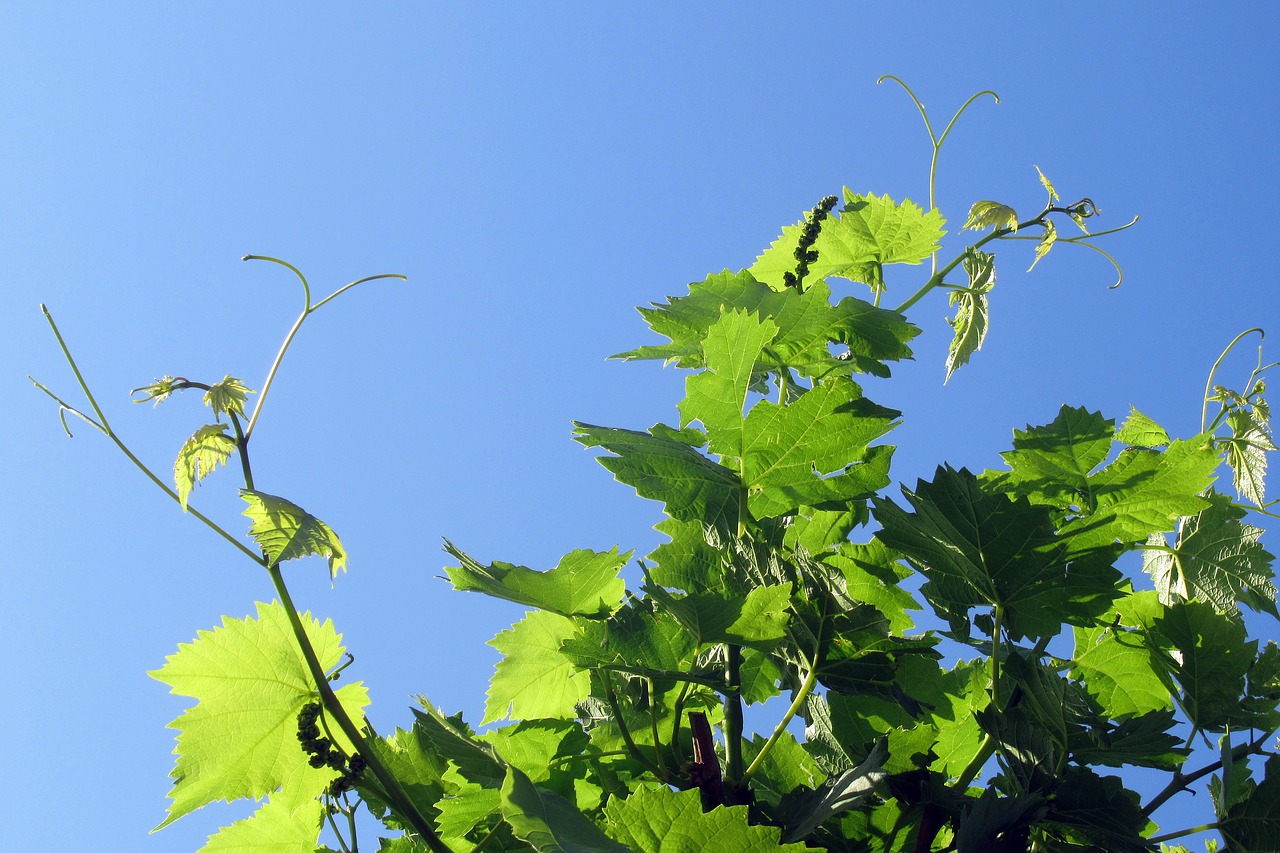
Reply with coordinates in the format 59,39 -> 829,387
35,89 -> 1280,852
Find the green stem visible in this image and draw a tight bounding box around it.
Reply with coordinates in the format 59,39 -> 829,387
1146,823 -> 1219,845
952,733 -> 997,792
990,605 -> 1005,713
742,662 -> 819,784
1202,328 -> 1265,432
1141,733 -> 1273,818
893,222 -> 1018,314
267,565 -> 453,852
724,644 -> 745,783
37,308 -> 263,564
647,677 -> 667,774
603,673 -> 662,776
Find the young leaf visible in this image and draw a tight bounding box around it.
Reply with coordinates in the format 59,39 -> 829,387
443,542 -> 628,619
204,375 -> 254,421
484,611 -> 591,724
132,375 -> 181,406
962,200 -> 1019,233
604,786 -> 811,852
1027,218 -> 1057,272
240,490 -> 347,579
943,250 -> 995,383
174,424 -> 237,511
1143,491 -> 1277,617
1224,406 -> 1275,506
1035,165 -> 1060,204
148,601 -> 370,830
500,765 -> 631,853
1116,406 -> 1170,448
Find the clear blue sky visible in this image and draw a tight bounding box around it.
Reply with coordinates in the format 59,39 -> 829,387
4,5 -> 1277,850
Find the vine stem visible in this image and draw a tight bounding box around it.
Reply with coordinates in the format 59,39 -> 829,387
36,307 -> 264,564
1146,823 -> 1220,845
1202,328 -> 1265,432
1141,732 -> 1274,818
892,216 -> 1036,314
241,255 -> 406,441
742,662 -> 819,784
724,644 -> 745,786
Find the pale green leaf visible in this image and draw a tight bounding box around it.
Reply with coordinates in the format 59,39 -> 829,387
443,542 -> 628,619
1143,491 -> 1277,617
484,611 -> 590,724
434,786 -> 501,846
148,601 -> 370,830
943,250 -> 995,383
199,786 -> 325,853
1027,218 -> 1057,272
500,765 -> 630,853
1224,407 -> 1275,505
1116,407 -> 1170,448
241,490 -> 347,579
175,424 -> 237,511
604,786 -> 810,852
962,200 -> 1019,233
1035,165 -> 1059,204
204,375 -> 254,421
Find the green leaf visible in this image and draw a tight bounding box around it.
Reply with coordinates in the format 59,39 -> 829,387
824,540 -> 917,634
175,424 -> 237,511
1152,600 -> 1254,731
198,786 -> 325,852
1040,767 -> 1151,852
204,375 -> 254,421
443,542 -> 628,619
1070,591 -> 1174,720
1027,219 -> 1057,272
1035,165 -> 1060,204
148,601 -> 370,830
1116,406 -> 1170,448
604,786 -> 811,852
645,582 -> 793,649
996,405 -> 1115,509
943,250 -> 995,383
615,271 -> 917,380
874,465 -> 1111,640
1058,436 -> 1221,552
1224,407 -> 1275,506
485,611 -> 591,724
132,375 -> 181,406
240,490 -> 347,579
500,765 -> 631,853
572,422 -> 742,535
750,191 -> 944,292
963,200 -> 1019,233
1220,755 -> 1280,853
1069,710 -> 1189,771
680,309 -> 778,459
1143,491 -> 1277,617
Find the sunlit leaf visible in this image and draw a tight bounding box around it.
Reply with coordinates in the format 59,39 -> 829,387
943,250 -> 995,383
604,786 -> 810,852
1116,407 -> 1170,448
963,200 -> 1019,233
241,490 -> 347,579
444,542 -> 628,619
204,375 -> 254,421
484,611 -> 590,724
1035,165 -> 1059,204
1027,219 -> 1057,272
175,424 -> 237,510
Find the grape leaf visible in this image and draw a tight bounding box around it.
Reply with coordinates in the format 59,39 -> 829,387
604,786 -> 811,852
560,597 -> 699,676
680,309 -> 778,459
204,375 -> 254,421
1041,767 -> 1152,852
1224,407 -> 1275,506
749,190 -> 944,292
943,250 -> 995,383
241,490 -> 347,579
643,582 -> 793,650
996,405 -> 1115,510
1069,710 -> 1188,771
1070,591 -> 1173,721
573,421 -> 742,533
614,271 -> 916,380
963,200 -> 1019,233
824,540 -> 917,634
874,465 -> 1111,640
1220,755 -> 1280,853
175,424 -> 237,510
1027,218 -> 1057,272
1143,491 -> 1277,617
199,785 -> 325,852
500,765 -> 630,853
1116,406 -> 1170,448
1035,165 -> 1060,204
443,542 -> 628,619
148,601 -> 370,830
484,611 -> 591,724
1153,600 -> 1255,731
1058,436 -> 1220,553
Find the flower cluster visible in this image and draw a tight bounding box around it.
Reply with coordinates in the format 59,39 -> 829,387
782,194 -> 838,290
297,702 -> 367,796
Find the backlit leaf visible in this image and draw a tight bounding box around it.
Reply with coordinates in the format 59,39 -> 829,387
604,786 -> 810,852
963,200 -> 1019,233
1116,407 -> 1170,448
484,611 -> 590,724
204,375 -> 254,421
1153,600 -> 1254,731
1027,219 -> 1056,272
443,542 -> 628,619
175,424 -> 237,511
148,601 -> 370,830
241,490 -> 347,579
199,786 -> 325,852
943,250 -> 995,383
500,765 -> 630,853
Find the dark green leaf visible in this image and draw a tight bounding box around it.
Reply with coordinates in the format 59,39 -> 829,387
997,406 -> 1114,510
1220,755 -> 1280,853
500,765 -> 630,853
1152,600 -> 1254,731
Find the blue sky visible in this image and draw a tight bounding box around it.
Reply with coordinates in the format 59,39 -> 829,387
4,4 -> 1278,850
